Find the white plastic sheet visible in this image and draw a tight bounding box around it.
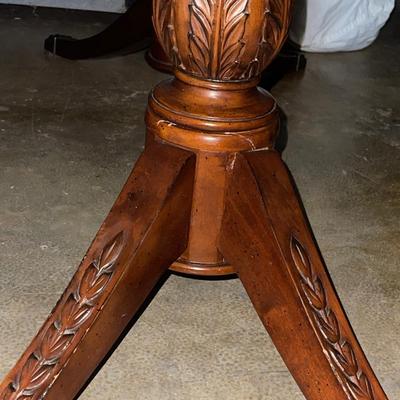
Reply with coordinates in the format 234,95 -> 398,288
289,0 -> 395,52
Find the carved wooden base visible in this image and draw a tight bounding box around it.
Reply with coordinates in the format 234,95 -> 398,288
0,92 -> 387,400
1,0 -> 387,397
0,140 -> 195,400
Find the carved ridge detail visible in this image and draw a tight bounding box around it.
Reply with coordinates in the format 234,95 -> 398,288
188,0 -> 214,76
187,0 -> 250,79
242,0 -> 290,79
290,236 -> 375,400
218,0 -> 250,79
153,0 -> 292,80
153,0 -> 182,68
1,232 -> 125,400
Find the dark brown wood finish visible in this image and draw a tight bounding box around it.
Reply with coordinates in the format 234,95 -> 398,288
1,0 -> 388,399
146,39 -> 172,73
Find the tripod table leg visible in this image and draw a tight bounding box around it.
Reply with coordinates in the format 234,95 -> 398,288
0,142 -> 195,400
219,151 -> 387,400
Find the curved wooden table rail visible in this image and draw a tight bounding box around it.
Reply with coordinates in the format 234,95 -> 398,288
44,0 -> 153,59
1,0 -> 388,399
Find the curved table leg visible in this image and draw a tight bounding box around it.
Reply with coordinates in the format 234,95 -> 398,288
44,0 -> 153,60
0,141 -> 195,400
219,151 -> 387,400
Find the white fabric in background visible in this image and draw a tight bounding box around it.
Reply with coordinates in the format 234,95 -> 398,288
290,0 -> 395,52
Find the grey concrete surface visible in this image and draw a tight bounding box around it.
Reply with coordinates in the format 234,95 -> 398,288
0,4 -> 398,400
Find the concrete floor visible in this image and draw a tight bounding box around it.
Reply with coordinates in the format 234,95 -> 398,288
0,5 -> 399,400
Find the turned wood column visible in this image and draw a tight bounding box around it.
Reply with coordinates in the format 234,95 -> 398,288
148,0 -> 293,276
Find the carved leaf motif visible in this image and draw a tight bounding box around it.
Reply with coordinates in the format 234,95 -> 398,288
78,266 -> 107,303
316,309 -> 340,343
153,0 -> 170,46
154,0 -> 292,80
188,0 -> 214,75
12,354 -> 52,396
242,0 -> 291,79
289,235 -> 375,400
333,341 -> 359,377
60,295 -> 92,334
2,232 -> 124,399
290,236 -> 312,281
219,0 -> 249,79
153,0 -> 180,66
40,324 -> 72,363
348,373 -> 375,400
265,0 -> 283,48
96,233 -> 124,274
301,278 -> 326,310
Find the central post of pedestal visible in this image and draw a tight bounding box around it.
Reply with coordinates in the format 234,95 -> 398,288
149,0 -> 292,276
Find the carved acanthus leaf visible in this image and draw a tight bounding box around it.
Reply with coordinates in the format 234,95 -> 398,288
242,0 -> 291,79
218,0 -> 249,79
153,0 -> 292,80
153,0 -> 181,67
188,0 -> 214,75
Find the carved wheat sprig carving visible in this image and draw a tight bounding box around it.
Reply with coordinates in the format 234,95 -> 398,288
290,236 -> 375,400
1,232 -> 124,400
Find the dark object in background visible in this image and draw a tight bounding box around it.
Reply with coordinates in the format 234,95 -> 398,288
44,0 -> 306,91
261,41 -> 307,91
44,0 -> 152,59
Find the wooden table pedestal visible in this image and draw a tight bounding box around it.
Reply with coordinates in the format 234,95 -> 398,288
0,0 -> 388,399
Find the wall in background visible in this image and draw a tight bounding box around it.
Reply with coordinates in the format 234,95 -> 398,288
0,0 -> 126,12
